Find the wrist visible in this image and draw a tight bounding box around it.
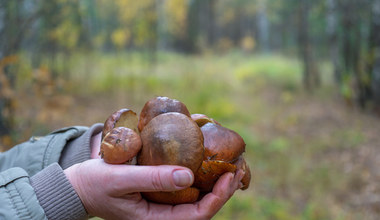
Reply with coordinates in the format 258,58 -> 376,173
59,123 -> 103,169
90,132 -> 102,159
31,163 -> 88,220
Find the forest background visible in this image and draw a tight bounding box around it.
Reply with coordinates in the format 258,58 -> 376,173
1,0 -> 380,219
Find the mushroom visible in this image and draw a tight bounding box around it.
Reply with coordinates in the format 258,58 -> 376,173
200,122 -> 245,163
100,127 -> 142,164
141,187 -> 200,205
138,96 -> 191,132
137,112 -> 204,204
102,108 -> 139,140
233,156 -> 251,190
99,97 -> 251,205
138,112 -> 204,173
194,160 -> 237,192
192,114 -> 251,192
100,109 -> 141,164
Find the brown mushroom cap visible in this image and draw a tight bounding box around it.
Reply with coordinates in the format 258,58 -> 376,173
234,156 -> 251,190
138,97 -> 191,132
194,160 -> 237,192
137,112 -> 204,174
100,127 -> 142,164
141,187 -> 200,205
201,123 -> 246,163
102,108 -> 139,140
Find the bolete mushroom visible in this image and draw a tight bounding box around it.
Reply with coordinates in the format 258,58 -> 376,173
141,187 -> 200,205
234,155 -> 251,190
100,127 -> 142,164
194,160 -> 237,192
192,114 -> 251,192
200,122 -> 245,163
102,108 -> 139,139
137,112 -> 204,204
99,97 -> 251,205
138,96 -> 191,132
138,112 -> 204,173
100,108 -> 141,164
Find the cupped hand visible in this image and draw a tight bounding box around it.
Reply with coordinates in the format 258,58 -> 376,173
64,159 -> 244,220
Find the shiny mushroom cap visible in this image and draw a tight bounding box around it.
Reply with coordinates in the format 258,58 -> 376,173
138,96 -> 191,132
137,112 -> 204,174
200,122 -> 246,163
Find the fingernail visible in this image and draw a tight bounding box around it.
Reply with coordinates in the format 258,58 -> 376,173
173,170 -> 193,187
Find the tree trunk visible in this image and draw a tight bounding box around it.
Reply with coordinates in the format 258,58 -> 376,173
183,0 -> 201,53
156,0 -> 169,51
326,0 -> 341,84
205,0 -> 216,46
257,0 -> 269,52
0,1 -> 22,137
371,0 -> 380,111
298,0 -> 320,91
340,0 -> 371,108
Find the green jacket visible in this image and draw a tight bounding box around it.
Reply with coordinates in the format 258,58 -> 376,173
0,126 -> 88,220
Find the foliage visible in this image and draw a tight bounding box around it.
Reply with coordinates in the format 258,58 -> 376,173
2,51 -> 379,219
1,0 -> 378,108
1,0 -> 380,219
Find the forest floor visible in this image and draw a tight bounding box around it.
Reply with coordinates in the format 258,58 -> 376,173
232,85 -> 380,220
2,52 -> 380,219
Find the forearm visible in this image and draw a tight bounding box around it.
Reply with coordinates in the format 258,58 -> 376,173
30,163 -> 88,220
0,168 -> 46,219
30,123 -> 103,219
0,123 -> 103,220
59,123 -> 103,169
0,126 -> 89,175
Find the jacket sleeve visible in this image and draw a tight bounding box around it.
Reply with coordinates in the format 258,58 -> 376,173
0,126 -> 88,175
0,126 -> 89,220
0,168 -> 46,220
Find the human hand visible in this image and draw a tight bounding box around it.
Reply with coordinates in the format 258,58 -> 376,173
64,159 -> 244,220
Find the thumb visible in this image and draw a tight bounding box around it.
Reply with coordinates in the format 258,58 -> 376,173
108,164 -> 194,194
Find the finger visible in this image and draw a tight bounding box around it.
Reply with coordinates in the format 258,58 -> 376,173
107,164 -> 194,195
192,170 -> 244,219
232,169 -> 245,191
135,172 -> 242,220
151,172 -> 234,220
199,172 -> 234,211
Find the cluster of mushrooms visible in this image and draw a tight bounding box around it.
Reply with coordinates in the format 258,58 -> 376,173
100,96 -> 251,205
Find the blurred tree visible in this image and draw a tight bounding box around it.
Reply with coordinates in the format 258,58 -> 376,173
213,0 -> 236,50
37,0 -> 86,79
204,0 -> 217,46
1,0 -> 380,115
257,0 -> 269,52
337,0 -> 372,107
111,0 -> 157,61
185,0 -> 202,52
326,0 -> 341,84
156,0 -> 169,50
79,0 -> 100,49
0,1 -> 35,139
369,0 -> 380,111
165,0 -> 200,52
298,0 -> 320,91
